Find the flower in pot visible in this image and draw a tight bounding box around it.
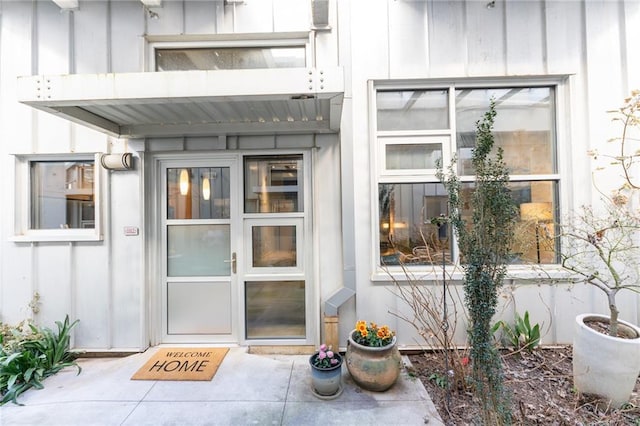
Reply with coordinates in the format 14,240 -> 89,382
345,321 -> 402,392
562,92 -> 640,407
309,343 -> 343,399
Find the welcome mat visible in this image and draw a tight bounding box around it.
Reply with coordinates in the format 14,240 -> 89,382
131,347 -> 229,381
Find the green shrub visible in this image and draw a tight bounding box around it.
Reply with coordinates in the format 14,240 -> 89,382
441,100 -> 516,425
0,315 -> 81,405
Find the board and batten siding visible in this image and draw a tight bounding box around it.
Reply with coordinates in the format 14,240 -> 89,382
0,0 -> 316,351
0,0 -> 639,351
341,0 -> 640,347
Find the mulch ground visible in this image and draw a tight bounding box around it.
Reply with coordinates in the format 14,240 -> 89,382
408,346 -> 640,425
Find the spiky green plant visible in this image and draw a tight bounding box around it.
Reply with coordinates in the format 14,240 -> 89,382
0,315 -> 81,405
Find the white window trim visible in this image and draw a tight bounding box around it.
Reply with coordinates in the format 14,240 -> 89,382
378,134 -> 449,177
144,32 -> 313,72
243,217 -> 305,276
369,76 -> 573,282
10,153 -> 103,242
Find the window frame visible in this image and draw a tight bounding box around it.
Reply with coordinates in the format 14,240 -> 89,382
145,32 -> 313,72
370,77 -> 572,281
11,153 -> 103,242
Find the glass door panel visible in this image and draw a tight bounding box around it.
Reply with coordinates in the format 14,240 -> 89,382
252,225 -> 296,267
244,155 -> 303,213
167,225 -> 230,276
245,281 -> 306,339
163,162 -> 236,343
167,167 -> 230,220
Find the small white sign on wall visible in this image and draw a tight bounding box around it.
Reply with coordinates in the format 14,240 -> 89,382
123,226 -> 139,236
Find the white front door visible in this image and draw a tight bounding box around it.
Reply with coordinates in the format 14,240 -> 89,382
158,152 -> 313,345
161,158 -> 238,344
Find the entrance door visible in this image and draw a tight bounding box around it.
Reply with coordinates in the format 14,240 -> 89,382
161,159 -> 237,343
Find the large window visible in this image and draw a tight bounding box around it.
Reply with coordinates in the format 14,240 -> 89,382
376,85 -> 559,267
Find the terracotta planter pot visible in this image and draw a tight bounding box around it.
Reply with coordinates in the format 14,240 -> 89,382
309,352 -> 343,399
345,330 -> 402,392
573,313 -> 640,407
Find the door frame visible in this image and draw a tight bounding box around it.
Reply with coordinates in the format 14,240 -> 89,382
147,150 -> 316,347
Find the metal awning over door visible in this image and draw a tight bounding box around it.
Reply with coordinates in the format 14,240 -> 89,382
17,67 -> 343,138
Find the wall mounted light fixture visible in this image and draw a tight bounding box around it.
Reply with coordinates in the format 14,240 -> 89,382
100,153 -> 134,171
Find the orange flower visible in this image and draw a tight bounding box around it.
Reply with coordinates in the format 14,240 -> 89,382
356,320 -> 368,337
352,320 -> 395,347
379,325 -> 391,338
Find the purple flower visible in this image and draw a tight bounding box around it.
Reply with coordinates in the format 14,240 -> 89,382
319,344 -> 327,351
330,358 -> 338,365
327,350 -> 334,358
318,351 -> 327,360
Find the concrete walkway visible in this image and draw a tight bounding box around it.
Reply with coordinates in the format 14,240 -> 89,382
0,347 -> 444,426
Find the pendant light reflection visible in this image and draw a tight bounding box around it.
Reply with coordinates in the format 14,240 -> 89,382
179,169 -> 190,195
202,177 -> 211,201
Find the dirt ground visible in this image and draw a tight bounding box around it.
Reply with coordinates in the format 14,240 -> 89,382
408,346 -> 640,425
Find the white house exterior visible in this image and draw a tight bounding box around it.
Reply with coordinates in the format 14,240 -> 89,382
1,0 -> 639,353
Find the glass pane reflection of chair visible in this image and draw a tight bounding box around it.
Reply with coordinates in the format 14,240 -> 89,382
399,224 -> 450,265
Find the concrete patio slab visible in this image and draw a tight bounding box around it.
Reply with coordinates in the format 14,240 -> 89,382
0,347 -> 444,426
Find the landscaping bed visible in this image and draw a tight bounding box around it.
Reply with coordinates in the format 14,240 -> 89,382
408,346 -> 640,425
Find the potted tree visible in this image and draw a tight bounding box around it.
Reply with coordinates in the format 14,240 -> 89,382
562,91 -> 640,407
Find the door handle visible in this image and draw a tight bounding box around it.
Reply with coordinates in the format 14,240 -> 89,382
224,252 -> 237,274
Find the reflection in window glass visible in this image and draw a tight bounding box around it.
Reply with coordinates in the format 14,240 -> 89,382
507,181 -> 558,264
30,161 -> 95,229
252,226 -> 296,267
244,155 -> 303,213
377,90 -> 448,131
379,183 -> 452,265
379,181 -> 559,265
167,167 -> 230,220
456,87 -> 555,176
156,47 -> 306,71
457,182 -> 558,264
245,281 -> 305,339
